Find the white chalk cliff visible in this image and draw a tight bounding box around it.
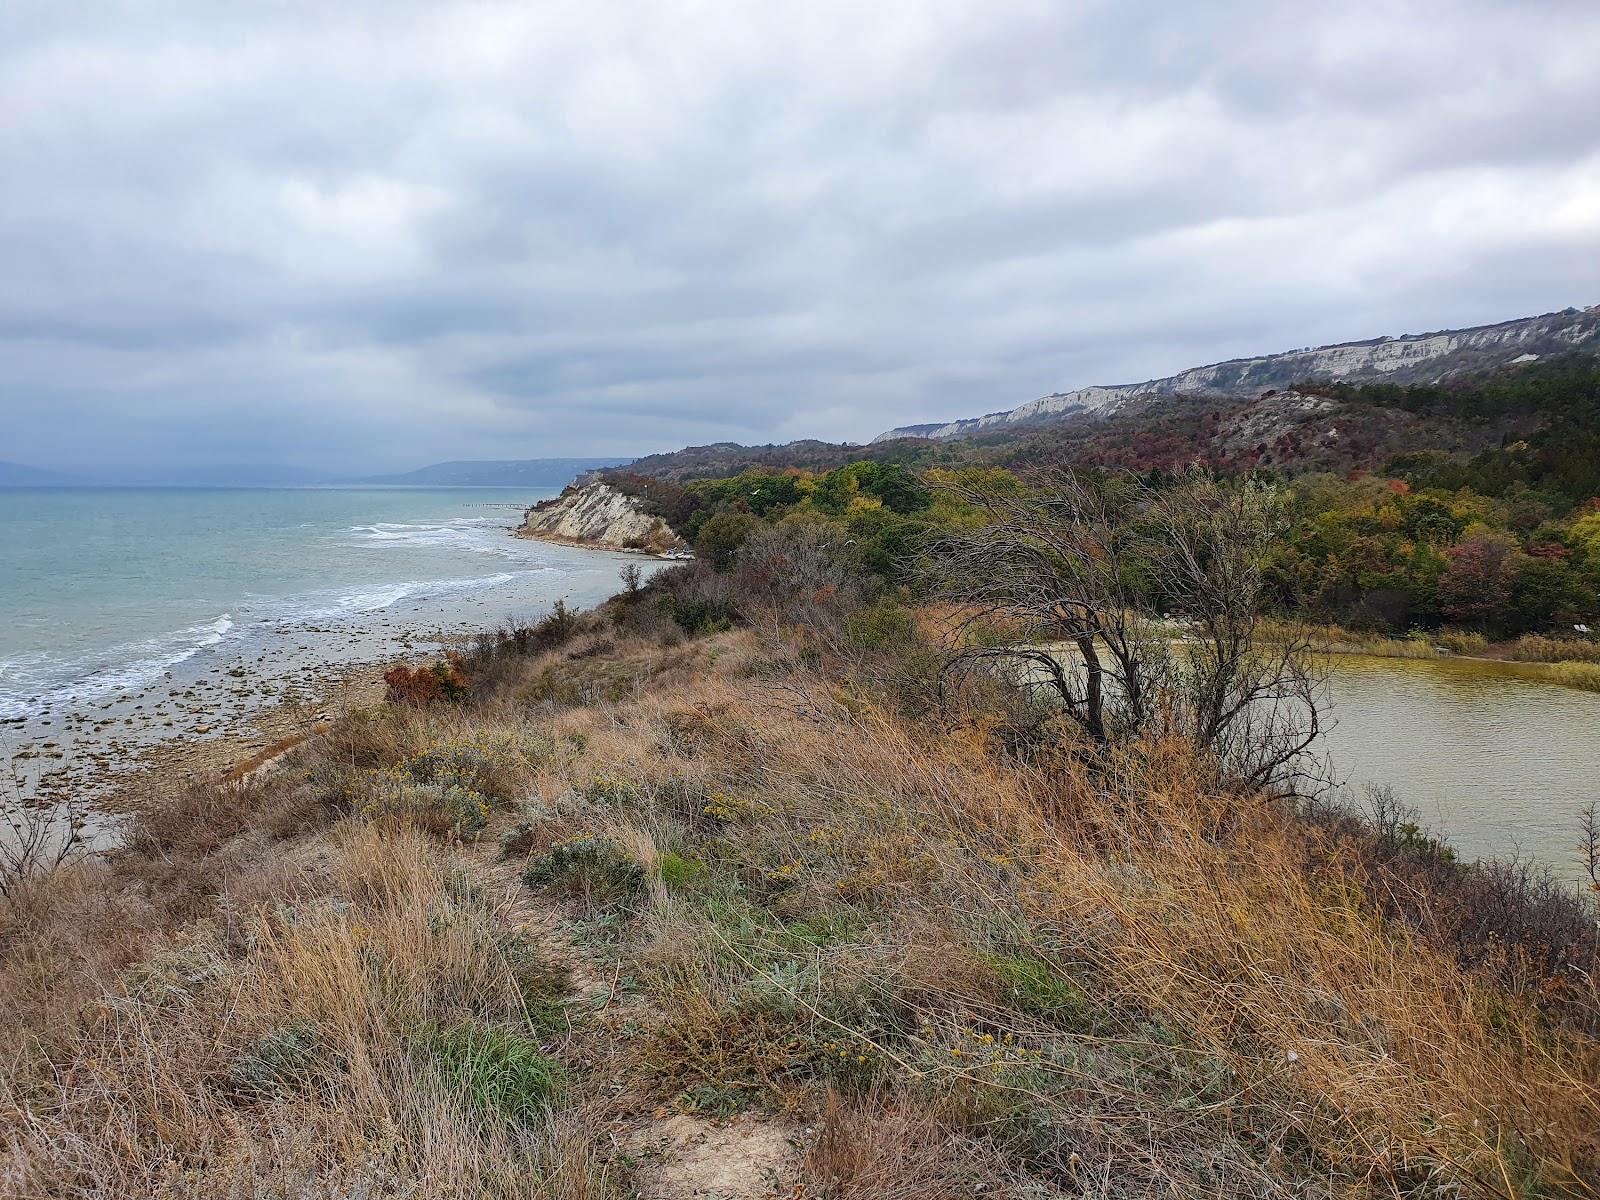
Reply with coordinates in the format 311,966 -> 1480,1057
519,482 -> 682,553
875,305 -> 1600,443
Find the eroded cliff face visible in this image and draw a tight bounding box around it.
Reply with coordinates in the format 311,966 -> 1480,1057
875,305 -> 1600,442
518,482 -> 682,553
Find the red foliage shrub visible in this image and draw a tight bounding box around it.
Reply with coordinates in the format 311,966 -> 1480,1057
383,652 -> 470,705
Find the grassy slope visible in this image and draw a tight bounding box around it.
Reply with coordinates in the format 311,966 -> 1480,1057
3,615 -> 1598,1198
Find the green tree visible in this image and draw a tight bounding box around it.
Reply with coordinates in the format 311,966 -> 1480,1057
694,511 -> 763,570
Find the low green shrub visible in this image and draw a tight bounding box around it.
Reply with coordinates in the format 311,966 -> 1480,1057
405,731 -> 552,804
523,836 -> 644,907
356,778 -> 492,836
354,732 -> 549,835
474,602 -> 581,661
843,601 -> 920,653
229,1020 -> 331,1101
676,1082 -> 749,1117
659,593 -> 736,637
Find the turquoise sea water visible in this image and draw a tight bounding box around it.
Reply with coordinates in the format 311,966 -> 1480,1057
0,487 -> 646,799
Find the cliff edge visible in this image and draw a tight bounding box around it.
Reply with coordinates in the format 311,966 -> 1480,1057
518,480 -> 684,554
874,304 -> 1600,442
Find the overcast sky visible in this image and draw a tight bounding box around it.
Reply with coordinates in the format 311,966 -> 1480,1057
3,1 -> 1598,472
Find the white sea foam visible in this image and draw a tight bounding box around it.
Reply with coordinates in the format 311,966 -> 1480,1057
1,504 -> 570,725
0,613 -> 235,717
346,518 -> 539,560
293,569 -> 548,620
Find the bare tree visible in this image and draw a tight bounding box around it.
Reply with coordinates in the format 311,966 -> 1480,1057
931,468 -> 1328,798
2,794 -> 89,902
1144,473 -> 1329,796
1,738 -> 94,901
1582,801 -> 1600,900
930,471 -> 1162,746
734,519 -> 862,636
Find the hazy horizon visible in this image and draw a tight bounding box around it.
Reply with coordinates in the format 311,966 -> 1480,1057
4,2 -> 1599,473
0,456 -> 631,485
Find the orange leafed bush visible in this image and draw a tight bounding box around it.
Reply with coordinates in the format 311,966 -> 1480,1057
383,653 -> 470,704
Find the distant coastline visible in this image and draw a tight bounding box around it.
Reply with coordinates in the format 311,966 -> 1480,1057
0,456 -> 630,489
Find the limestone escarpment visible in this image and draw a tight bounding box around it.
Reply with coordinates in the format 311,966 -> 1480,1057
518,481 -> 684,553
875,304 -> 1600,442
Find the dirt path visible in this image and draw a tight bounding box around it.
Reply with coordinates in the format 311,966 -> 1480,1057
459,829 -> 805,1199
620,1114 -> 801,1200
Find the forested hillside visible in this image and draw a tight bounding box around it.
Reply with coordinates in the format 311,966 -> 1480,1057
604,356 -> 1600,641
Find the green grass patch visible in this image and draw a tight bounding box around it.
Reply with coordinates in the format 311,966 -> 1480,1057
502,932 -> 576,1035
684,894 -> 868,971
983,951 -> 1095,1030
657,850 -> 707,891
423,1022 -> 563,1124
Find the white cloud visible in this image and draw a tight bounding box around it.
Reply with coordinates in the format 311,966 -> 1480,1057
1,0 -> 1597,468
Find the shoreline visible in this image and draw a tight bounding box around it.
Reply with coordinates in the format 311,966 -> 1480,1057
513,525 -> 662,555
1260,621 -> 1600,693
108,657 -> 392,806
3,511 -> 663,826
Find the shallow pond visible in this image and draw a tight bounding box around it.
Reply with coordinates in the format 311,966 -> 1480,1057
1321,655 -> 1600,887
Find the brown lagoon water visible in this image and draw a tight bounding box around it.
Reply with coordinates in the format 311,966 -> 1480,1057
1322,655 -> 1600,887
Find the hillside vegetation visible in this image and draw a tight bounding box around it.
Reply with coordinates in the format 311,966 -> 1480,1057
606,356 -> 1600,643
6,357 -> 1600,1198
6,468 -> 1599,1198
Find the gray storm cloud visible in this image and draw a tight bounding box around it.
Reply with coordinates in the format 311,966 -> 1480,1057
2,0 -> 1598,472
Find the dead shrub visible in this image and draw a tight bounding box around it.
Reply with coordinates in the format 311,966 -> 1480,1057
802,1089 -> 1022,1199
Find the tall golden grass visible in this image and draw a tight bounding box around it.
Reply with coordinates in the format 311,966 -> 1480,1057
1541,661 -> 1600,692
1507,635 -> 1600,664
3,620 -> 1596,1196
0,815 -> 622,1197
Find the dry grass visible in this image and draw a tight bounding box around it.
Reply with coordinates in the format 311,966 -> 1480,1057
4,615 -> 1597,1197
1540,660 -> 1600,692
0,797 -> 626,1197
800,1087 -> 1028,1198
1506,635 -> 1600,664
1275,623 -> 1600,685
1265,619 -> 1445,659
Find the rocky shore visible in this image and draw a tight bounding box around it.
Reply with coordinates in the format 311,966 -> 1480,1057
3,521 -> 652,836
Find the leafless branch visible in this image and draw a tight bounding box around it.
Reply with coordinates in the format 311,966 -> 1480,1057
928,467 -> 1331,799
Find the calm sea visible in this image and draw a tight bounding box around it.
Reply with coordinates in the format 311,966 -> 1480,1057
0,487 -> 645,798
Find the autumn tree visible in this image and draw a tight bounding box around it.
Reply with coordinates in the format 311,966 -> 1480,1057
1437,530 -> 1521,631
933,469 -> 1327,798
